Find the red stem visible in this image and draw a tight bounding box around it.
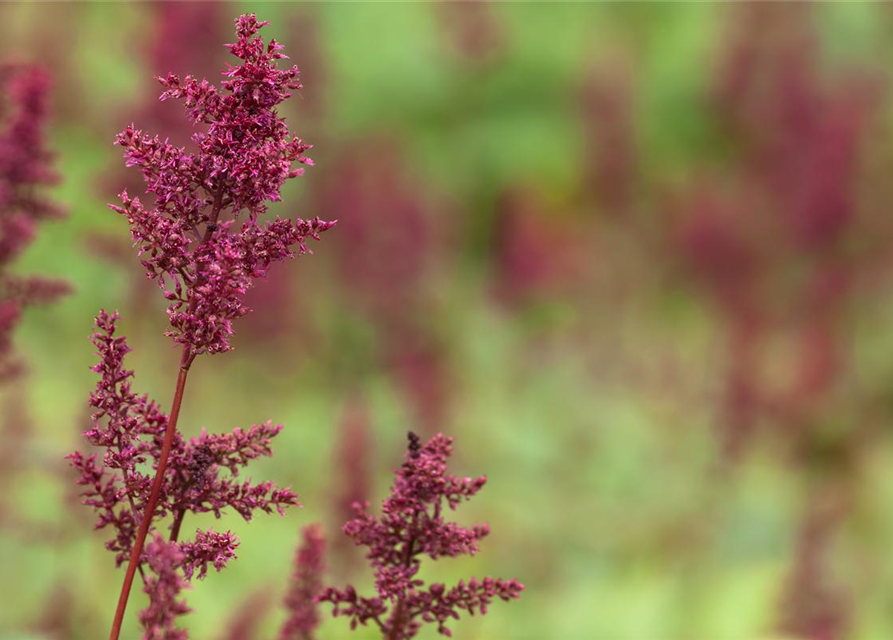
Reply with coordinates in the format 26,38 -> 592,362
109,188 -> 222,639
169,508 -> 185,543
108,347 -> 194,640
385,520 -> 419,640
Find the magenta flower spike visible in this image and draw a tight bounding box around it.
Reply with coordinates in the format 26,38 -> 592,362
69,14 -> 332,640
319,432 -> 524,640
0,64 -> 69,381
280,523 -> 327,640
112,13 -> 333,358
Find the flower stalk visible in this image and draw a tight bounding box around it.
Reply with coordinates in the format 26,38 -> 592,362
69,14 -> 332,640
109,354 -> 190,640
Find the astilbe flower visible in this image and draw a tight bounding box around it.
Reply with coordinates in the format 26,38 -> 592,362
0,63 -> 68,381
77,15 -> 332,639
492,185 -> 589,308
317,141 -> 449,431
68,311 -> 298,637
319,432 -> 524,640
111,13 -> 333,357
674,5 -> 883,637
0,63 -> 70,553
677,3 -> 876,455
320,141 -> 434,334
280,523 -> 326,640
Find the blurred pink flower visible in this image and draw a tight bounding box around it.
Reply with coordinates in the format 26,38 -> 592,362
281,523 -> 327,640
0,64 -> 69,380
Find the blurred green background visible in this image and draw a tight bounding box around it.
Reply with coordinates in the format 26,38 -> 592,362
4,2 -> 893,639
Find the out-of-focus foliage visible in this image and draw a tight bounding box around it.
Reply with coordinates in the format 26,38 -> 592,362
3,3 -> 893,640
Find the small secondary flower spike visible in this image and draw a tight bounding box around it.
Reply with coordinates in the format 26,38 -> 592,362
69,14 -> 331,640
319,432 -> 524,640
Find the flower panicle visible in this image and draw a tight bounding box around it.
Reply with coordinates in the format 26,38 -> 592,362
75,13 -> 321,640
319,432 -> 524,640
112,13 -> 334,357
69,309 -> 300,638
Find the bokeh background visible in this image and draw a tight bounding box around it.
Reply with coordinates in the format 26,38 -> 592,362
4,2 -> 893,639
